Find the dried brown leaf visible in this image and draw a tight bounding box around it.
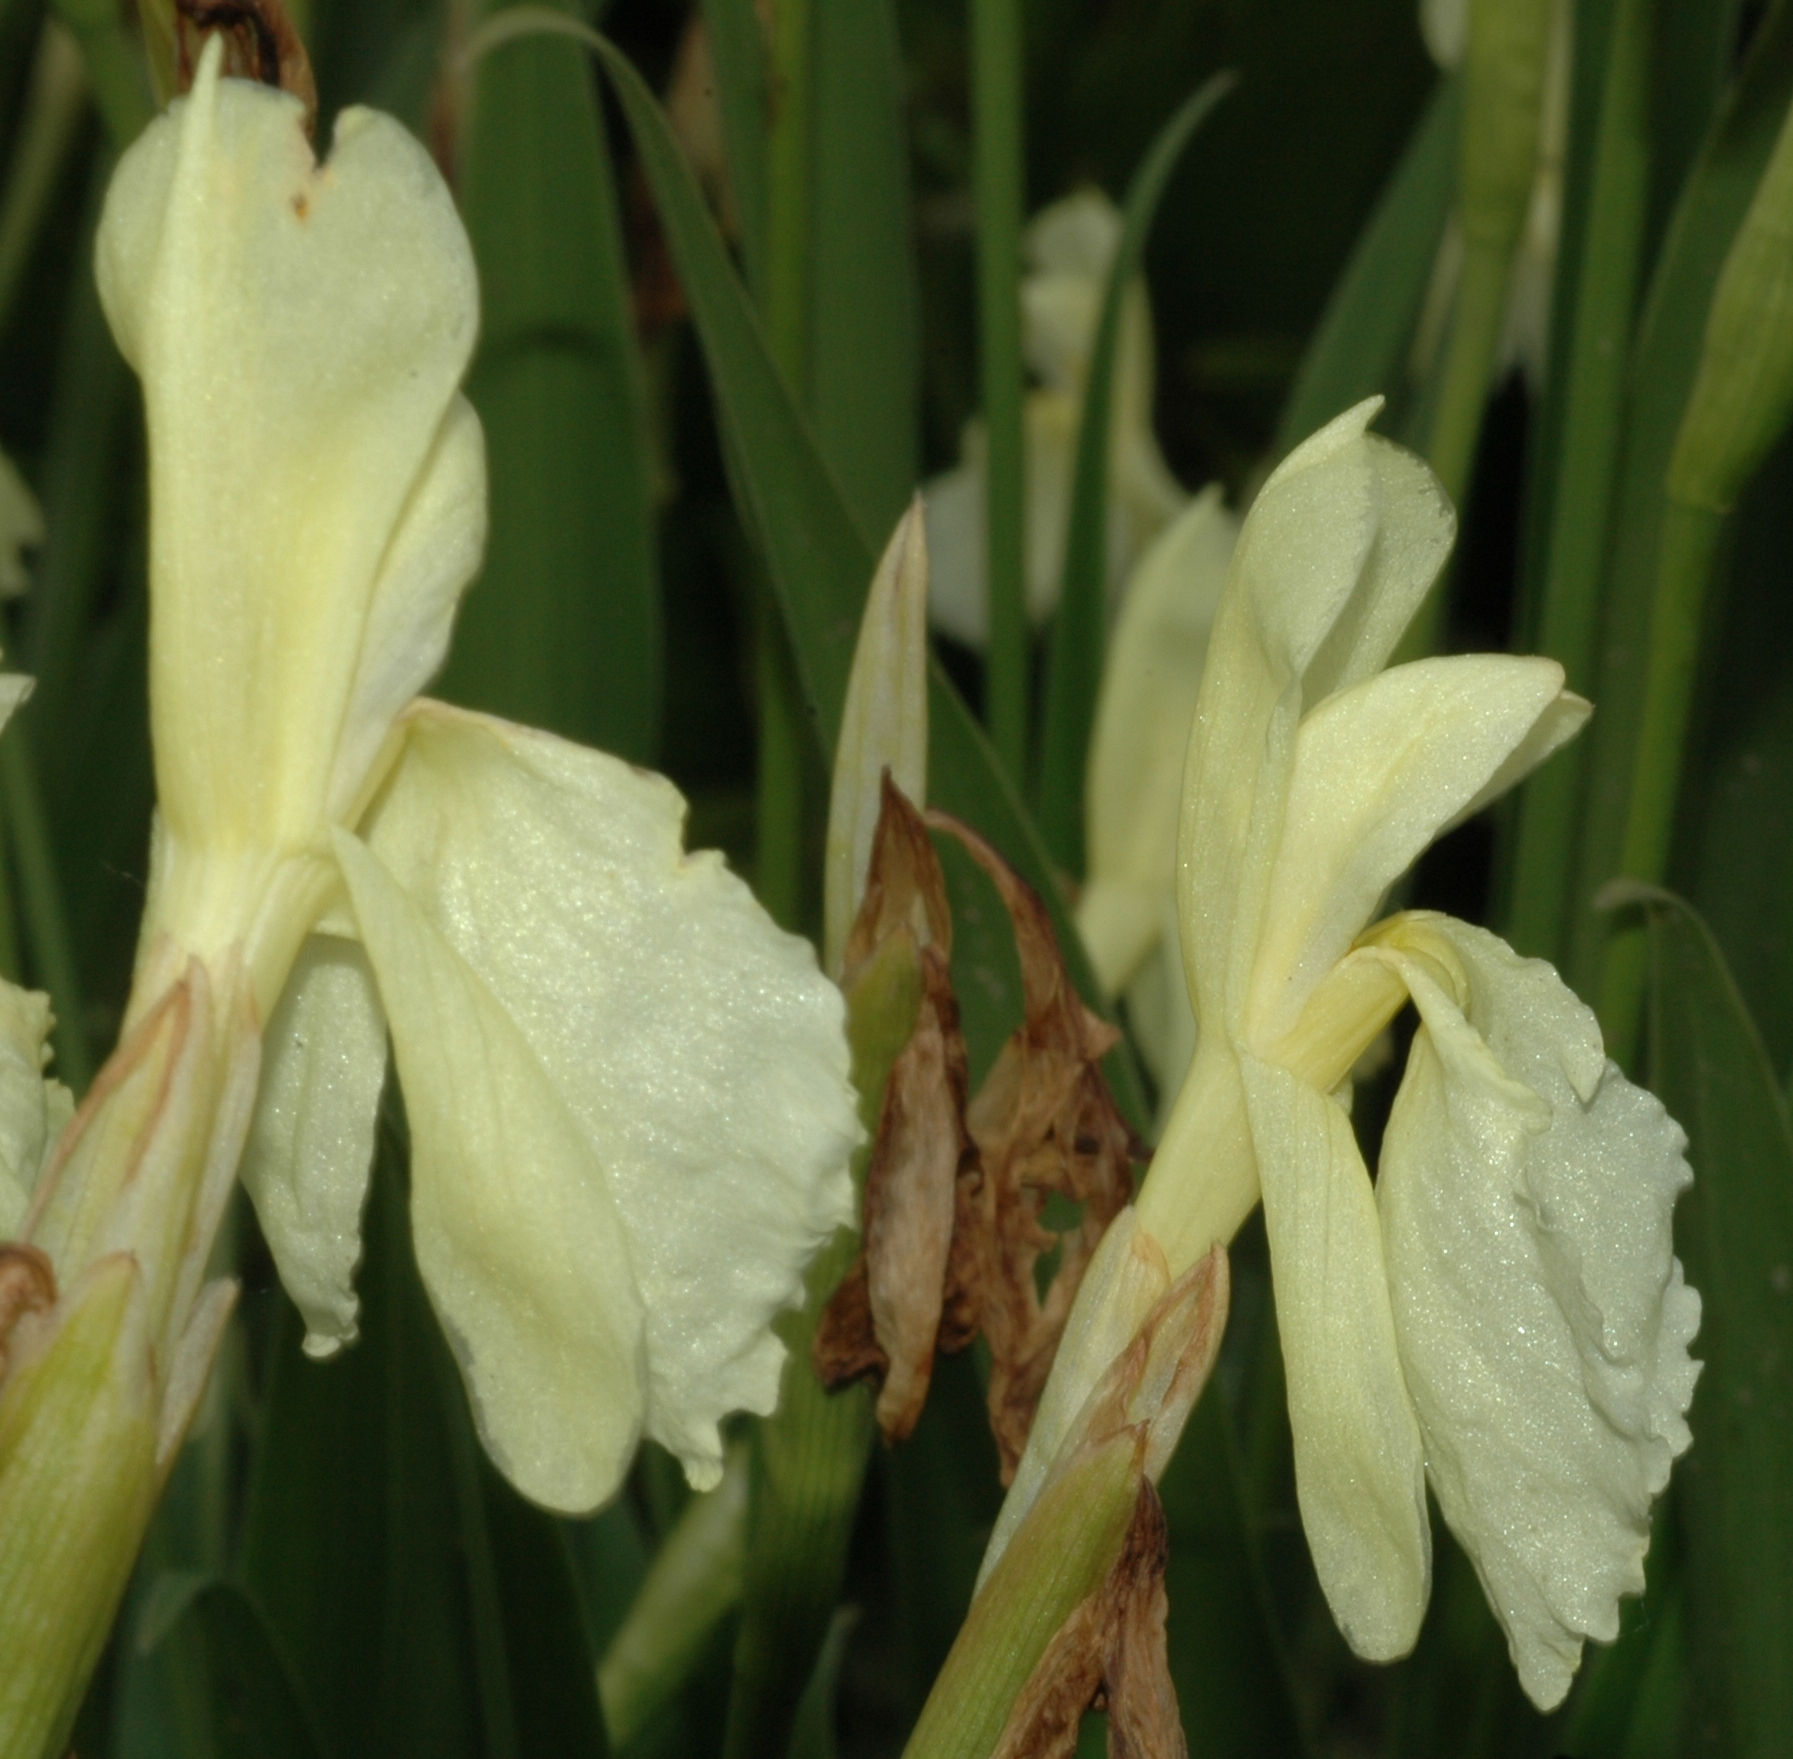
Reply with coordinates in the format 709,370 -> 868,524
991,1480 -> 1185,1759
926,811 -> 1148,1478
816,778 -> 976,1440
176,0 -> 318,134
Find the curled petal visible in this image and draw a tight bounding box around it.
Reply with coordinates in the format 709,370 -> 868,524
361,702 -> 859,1491
1242,1052 -> 1430,1662
1375,916 -> 1701,1709
334,830 -> 647,1514
238,935 -> 388,1359
1251,654 -> 1582,1045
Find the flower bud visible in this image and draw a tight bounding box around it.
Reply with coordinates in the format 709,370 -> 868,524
1668,94 -> 1793,513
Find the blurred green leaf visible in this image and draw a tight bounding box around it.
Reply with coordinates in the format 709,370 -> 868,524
138,1578 -> 331,1759
808,0 -> 920,544
1637,885 -> 1793,1759
241,1158 -> 485,1759
1273,72 -> 1459,459
444,2 -> 661,762
699,0 -> 770,296
1563,5 -> 1793,1008
570,18 -> 1144,1111
1036,70 -> 1234,873
1504,0 -> 1650,964
1156,1384 -> 1311,1758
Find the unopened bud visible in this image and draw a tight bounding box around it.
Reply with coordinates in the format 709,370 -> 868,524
1668,94 -> 1793,513
824,499 -> 930,977
1459,0 -> 1557,256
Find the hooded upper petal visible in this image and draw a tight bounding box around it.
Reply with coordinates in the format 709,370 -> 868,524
95,42 -> 480,871
1373,914 -> 1700,1709
357,702 -> 859,1491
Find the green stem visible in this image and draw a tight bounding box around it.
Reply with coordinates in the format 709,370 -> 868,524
970,0 -> 1027,782
1503,0 -> 1650,963
1,723 -> 89,1091
901,1432 -> 1140,1759
1598,497 -> 1725,1063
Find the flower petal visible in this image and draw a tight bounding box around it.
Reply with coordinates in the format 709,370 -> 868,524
1250,654 -> 1578,1046
238,934 -> 388,1359
1375,916 -> 1701,1709
95,43 -> 478,852
361,702 -> 859,1489
1241,1052 -> 1431,1662
1080,487 -> 1235,996
333,829 -> 648,1513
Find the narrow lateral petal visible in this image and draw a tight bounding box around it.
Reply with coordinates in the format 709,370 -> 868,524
1376,917 -> 1700,1710
238,935 -> 388,1359
1243,1053 -> 1430,1662
334,831 -> 647,1514
1251,654 -> 1574,1046
1080,488 -> 1235,996
362,703 -> 858,1490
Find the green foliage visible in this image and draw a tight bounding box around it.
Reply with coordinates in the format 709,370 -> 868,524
6,0 -> 1793,1751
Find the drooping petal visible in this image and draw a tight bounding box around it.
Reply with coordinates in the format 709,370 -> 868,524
333,829 -> 648,1514
1374,915 -> 1701,1710
360,702 -> 859,1489
1080,487 -> 1235,997
1242,1052 -> 1431,1662
238,935 -> 388,1359
1250,654 -> 1581,1046
95,41 -> 479,858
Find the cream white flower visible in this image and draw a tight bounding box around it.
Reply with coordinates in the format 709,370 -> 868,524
1123,399 -> 1699,1708
925,189 -> 1186,646
61,41 -> 859,1514
1076,486 -> 1235,1113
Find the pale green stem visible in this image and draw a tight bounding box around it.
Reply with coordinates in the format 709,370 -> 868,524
971,0 -> 1027,782
49,0 -> 151,149
1598,497 -> 1726,1066
901,1432 -> 1141,1759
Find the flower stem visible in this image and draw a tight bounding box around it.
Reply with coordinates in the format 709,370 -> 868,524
970,0 -> 1028,783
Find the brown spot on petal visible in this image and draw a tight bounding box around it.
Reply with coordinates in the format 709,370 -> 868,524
0,1242 -> 57,1377
991,1482 -> 1186,1759
176,0 -> 318,135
